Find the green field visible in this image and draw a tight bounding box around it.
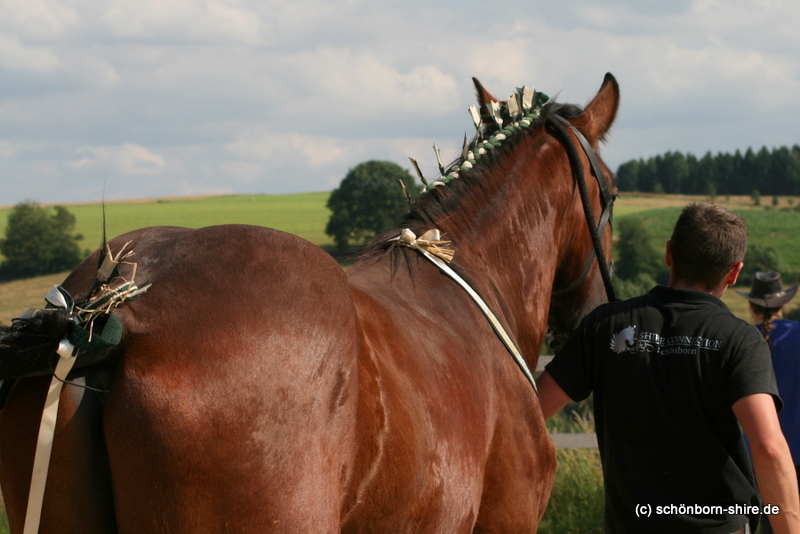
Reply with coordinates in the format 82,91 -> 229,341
0,193 -> 335,322
617,204 -> 800,266
612,193 -> 800,321
2,192 -> 799,323
0,193 -> 334,256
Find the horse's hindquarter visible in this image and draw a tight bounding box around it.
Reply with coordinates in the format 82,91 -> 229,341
343,261 -> 555,533
0,373 -> 117,533
2,225 -> 551,534
102,225 -> 362,532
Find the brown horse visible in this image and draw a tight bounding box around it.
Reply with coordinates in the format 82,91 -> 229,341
0,73 -> 619,533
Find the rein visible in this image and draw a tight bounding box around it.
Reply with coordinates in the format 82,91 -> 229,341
547,115 -> 617,302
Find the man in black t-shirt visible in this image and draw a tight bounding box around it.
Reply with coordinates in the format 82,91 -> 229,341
538,203 -> 800,534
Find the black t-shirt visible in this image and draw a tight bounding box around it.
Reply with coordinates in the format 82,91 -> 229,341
546,286 -> 781,534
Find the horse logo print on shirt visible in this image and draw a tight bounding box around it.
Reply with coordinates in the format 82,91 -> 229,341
610,325 -> 637,353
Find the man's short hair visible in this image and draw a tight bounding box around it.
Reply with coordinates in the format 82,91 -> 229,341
670,203 -> 748,289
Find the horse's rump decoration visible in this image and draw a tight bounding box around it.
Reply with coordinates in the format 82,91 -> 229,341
0,73 -> 619,533
0,243 -> 150,534
0,243 -> 149,382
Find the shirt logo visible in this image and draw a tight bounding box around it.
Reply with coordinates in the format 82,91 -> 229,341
609,325 -> 723,355
610,325 -> 637,353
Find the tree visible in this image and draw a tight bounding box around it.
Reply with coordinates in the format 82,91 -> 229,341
0,202 -> 84,280
656,151 -> 688,194
691,152 -> 717,196
326,160 -> 418,252
614,144 -> 800,196
739,244 -> 784,283
614,273 -> 657,301
614,217 -> 665,282
615,160 -> 640,191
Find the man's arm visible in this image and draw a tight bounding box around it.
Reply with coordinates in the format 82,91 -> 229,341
536,370 -> 574,421
733,393 -> 800,534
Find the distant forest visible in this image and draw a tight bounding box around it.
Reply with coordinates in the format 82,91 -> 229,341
615,145 -> 800,196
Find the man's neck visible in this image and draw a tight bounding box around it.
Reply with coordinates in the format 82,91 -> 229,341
669,278 -> 728,299
665,261 -> 742,300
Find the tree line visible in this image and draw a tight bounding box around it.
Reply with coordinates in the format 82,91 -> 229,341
616,145 -> 800,196
3,156 -> 798,308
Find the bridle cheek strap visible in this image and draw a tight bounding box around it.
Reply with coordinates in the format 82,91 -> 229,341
548,115 -> 616,302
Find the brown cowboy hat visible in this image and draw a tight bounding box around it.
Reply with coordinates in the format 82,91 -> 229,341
736,271 -> 798,308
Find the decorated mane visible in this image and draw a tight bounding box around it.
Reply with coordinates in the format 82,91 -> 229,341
362,82 -> 584,261
413,86 -> 550,193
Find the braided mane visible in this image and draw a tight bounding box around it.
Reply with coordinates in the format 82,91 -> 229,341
362,98 -> 583,261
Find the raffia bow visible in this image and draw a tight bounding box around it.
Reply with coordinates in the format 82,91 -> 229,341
391,228 -> 455,263
38,241 -> 151,351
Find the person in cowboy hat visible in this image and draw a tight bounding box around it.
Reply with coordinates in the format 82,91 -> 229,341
738,271 -> 800,534
736,271 -> 799,340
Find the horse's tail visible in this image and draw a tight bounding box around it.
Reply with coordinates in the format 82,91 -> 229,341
0,288 -> 131,383
0,308 -> 72,381
0,240 -> 149,386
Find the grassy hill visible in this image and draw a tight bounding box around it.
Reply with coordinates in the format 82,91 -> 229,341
0,193 -> 334,257
1,192 -> 798,323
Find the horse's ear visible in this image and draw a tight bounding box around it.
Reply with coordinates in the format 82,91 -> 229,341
473,77 -> 499,127
573,73 -> 619,145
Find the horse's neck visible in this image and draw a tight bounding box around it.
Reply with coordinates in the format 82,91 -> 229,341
356,151 -> 574,358
444,192 -> 565,354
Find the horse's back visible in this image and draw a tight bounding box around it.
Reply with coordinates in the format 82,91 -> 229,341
95,225 -> 360,532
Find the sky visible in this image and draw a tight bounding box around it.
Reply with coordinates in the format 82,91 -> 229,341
1,0 -> 799,206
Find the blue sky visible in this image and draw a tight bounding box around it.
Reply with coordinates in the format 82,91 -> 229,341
2,0 -> 799,206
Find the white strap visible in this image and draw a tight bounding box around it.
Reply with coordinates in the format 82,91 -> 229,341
413,246 -> 538,394
23,338 -> 77,534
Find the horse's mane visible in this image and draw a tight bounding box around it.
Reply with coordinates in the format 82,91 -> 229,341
361,100 -> 583,261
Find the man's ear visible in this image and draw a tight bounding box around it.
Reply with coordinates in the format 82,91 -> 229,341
665,240 -> 673,267
726,262 -> 744,287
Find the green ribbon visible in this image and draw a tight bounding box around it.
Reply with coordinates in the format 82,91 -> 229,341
52,279 -> 149,354
67,314 -> 123,354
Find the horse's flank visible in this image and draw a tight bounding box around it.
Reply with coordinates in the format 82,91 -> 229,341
0,73 -> 619,533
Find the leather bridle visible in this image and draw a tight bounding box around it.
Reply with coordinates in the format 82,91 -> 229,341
547,114 -> 617,303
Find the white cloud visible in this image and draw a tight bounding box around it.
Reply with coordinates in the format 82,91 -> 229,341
0,0 -> 80,40
0,140 -> 37,158
96,0 -> 263,45
175,180 -> 233,197
271,47 -> 460,119
228,127 -> 346,167
0,33 -> 61,73
68,143 -> 167,176
1,0 -> 800,205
